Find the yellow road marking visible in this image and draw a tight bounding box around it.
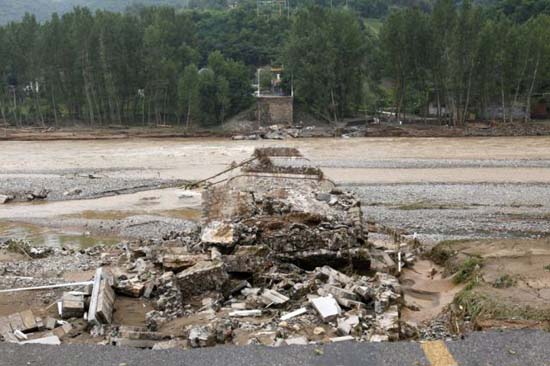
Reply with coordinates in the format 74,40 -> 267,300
421,340 -> 458,366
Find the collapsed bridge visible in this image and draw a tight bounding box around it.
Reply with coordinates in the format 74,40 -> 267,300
201,147 -> 369,270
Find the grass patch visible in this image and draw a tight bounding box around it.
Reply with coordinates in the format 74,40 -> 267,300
493,274 -> 517,289
453,257 -> 483,284
427,239 -> 471,266
544,264 -> 550,272
455,286 -> 550,322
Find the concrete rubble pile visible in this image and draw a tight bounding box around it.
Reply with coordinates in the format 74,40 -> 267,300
100,148 -> 414,349
0,148 -> 420,349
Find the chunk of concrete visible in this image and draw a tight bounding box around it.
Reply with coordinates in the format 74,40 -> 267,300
284,336 -> 309,346
0,195 -> 13,204
20,336 -> 61,345
229,310 -> 262,318
311,296 -> 342,322
162,254 -> 209,272
337,315 -> 359,336
330,336 -> 354,343
0,316 -> 12,336
188,326 -> 216,348
321,285 -> 358,301
61,293 -> 85,319
261,289 -> 289,306
201,222 -> 235,246
45,317 -> 57,330
316,266 -> 353,285
280,308 -> 307,321
177,261 -> 228,297
19,310 -> 38,332
7,313 -> 25,332
114,326 -> 166,349
335,297 -> 366,309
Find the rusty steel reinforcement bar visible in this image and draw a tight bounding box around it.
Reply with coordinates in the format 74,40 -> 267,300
209,172 -> 336,188
184,156 -> 258,189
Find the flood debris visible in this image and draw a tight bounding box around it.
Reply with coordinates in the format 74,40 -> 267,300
89,268 -> 116,325
0,148 -> 417,349
0,194 -> 14,204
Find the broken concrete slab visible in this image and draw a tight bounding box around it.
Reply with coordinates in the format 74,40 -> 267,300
176,261 -> 228,297
0,317 -> 12,336
0,194 -> 13,204
280,308 -> 308,321
115,277 -> 145,298
335,297 -> 366,309
261,289 -> 289,306
19,310 -> 38,332
45,317 -> 57,330
7,313 -> 25,332
88,268 -> 115,325
114,326 -> 167,348
61,292 -> 85,319
337,315 -> 360,336
330,336 -> 355,343
51,323 -> 73,339
311,296 -> 342,322
229,310 -> 262,318
188,326 -> 216,348
152,339 -> 188,350
284,336 -> 309,346
316,266 -> 353,286
20,336 -> 61,345
376,305 -> 400,341
321,285 -> 358,301
201,222 -> 236,246
14,330 -> 28,341
163,254 -> 209,272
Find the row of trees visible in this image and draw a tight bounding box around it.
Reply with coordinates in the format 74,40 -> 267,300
380,0 -> 550,125
0,6 -> 269,127
0,0 -> 549,128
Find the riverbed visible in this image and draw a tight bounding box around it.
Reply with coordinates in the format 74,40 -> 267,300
1,136 -> 550,246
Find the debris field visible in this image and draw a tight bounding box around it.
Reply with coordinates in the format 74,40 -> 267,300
0,148 -> 421,349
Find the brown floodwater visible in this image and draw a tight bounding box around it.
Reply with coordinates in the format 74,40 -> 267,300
2,136 -> 550,182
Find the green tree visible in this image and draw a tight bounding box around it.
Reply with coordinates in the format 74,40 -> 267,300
178,64 -> 200,129
285,6 -> 367,122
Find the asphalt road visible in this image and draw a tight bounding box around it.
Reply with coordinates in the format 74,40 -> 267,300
1,330 -> 549,366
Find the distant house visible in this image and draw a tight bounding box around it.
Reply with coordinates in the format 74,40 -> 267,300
531,94 -> 550,119
481,104 -> 528,120
427,101 -> 448,117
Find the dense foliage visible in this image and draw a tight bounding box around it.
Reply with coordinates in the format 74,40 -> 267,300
0,0 -> 549,128
380,0 -> 550,125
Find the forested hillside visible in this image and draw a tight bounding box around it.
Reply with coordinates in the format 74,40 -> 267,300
0,0 -> 442,25
0,0 -> 549,129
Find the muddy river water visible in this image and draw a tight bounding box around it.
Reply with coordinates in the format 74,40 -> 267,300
1,136 -> 550,246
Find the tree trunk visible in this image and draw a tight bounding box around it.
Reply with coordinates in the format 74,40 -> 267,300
462,65 -> 474,126
511,56 -> 529,123
525,53 -> 540,123
186,98 -> 191,130
330,89 -> 337,123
